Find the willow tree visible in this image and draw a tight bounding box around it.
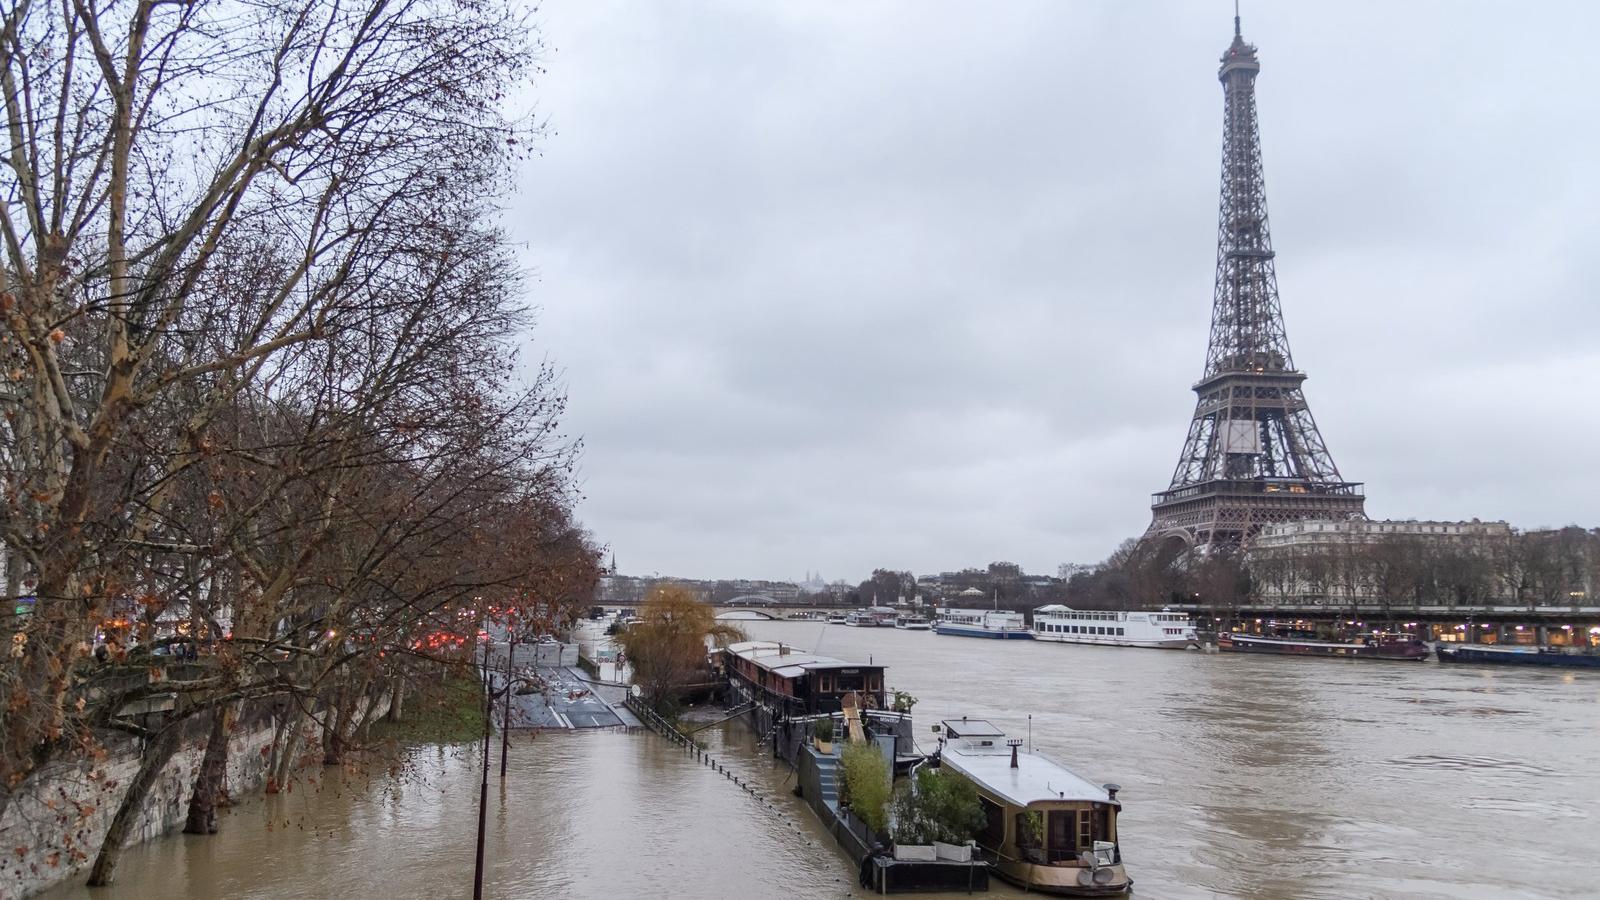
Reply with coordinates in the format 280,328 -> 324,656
615,586 -> 744,713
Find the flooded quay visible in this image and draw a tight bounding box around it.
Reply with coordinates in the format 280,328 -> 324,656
39,623 -> 1600,900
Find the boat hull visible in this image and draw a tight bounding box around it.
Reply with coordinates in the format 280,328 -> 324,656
991,861 -> 1131,896
1438,645 -> 1600,668
933,624 -> 1034,639
1032,633 -> 1197,650
1218,633 -> 1429,660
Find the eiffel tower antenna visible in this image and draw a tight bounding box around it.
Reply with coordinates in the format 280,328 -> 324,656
1147,16 -> 1366,550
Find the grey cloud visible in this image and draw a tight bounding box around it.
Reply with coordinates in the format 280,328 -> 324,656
508,1 -> 1600,579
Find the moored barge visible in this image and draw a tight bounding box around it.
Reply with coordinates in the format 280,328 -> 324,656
718,640 -> 887,716
1218,631 -> 1429,660
1437,644 -> 1600,669
936,718 -> 1131,895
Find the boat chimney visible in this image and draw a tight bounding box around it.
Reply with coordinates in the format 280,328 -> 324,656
1104,783 -> 1121,802
1007,739 -> 1023,769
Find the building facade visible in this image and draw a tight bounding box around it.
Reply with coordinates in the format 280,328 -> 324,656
1248,519 -> 1514,606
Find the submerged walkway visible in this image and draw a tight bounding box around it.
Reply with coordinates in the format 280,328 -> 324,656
494,666 -> 637,730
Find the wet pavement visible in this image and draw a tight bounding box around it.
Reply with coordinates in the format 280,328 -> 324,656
496,666 -> 637,730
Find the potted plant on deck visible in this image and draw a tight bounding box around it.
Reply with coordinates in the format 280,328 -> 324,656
813,717 -> 835,754
891,767 -> 986,862
889,786 -> 938,861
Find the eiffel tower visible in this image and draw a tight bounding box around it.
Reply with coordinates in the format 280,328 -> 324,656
1148,13 -> 1366,549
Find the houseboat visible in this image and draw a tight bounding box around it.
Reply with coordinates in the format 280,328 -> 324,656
934,608 -> 1033,639
1031,606 -> 1198,649
1218,630 -> 1429,660
1437,644 -> 1600,669
718,641 -> 888,717
825,612 -> 848,625
936,718 -> 1131,896
894,614 -> 932,630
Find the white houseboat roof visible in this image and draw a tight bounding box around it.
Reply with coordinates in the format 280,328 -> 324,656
939,722 -> 1115,808
723,641 -> 879,676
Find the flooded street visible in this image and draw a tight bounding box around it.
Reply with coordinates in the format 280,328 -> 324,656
41,624 -> 1600,899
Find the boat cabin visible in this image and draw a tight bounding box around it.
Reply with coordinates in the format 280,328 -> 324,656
937,718 -> 1131,896
719,641 -> 887,716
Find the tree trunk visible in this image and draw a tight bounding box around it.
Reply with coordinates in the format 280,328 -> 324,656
322,685 -> 350,766
386,675 -> 405,722
183,705 -> 235,834
266,704 -> 304,794
87,726 -> 184,887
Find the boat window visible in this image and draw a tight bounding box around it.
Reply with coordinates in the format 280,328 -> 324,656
1116,628 -> 1125,636
1047,810 -> 1076,861
819,676 -> 831,693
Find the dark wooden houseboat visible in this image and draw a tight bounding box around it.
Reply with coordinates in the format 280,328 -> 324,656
717,640 -> 888,717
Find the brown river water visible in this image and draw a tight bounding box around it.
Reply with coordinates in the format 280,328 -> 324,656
39,622 -> 1600,899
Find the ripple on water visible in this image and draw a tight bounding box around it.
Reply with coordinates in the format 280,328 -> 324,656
1462,796 -> 1591,819
1386,754 -> 1554,776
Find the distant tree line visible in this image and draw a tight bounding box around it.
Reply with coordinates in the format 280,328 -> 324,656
1062,525 -> 1599,612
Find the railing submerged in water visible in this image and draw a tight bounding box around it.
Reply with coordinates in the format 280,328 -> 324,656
621,694 -> 829,855
620,695 -> 770,803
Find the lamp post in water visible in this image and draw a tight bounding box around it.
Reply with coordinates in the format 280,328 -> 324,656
473,633 -> 494,900
500,639 -> 514,778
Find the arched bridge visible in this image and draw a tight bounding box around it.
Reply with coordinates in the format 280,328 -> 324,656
715,598 -> 780,620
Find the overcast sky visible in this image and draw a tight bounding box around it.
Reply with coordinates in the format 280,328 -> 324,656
508,1 -> 1600,582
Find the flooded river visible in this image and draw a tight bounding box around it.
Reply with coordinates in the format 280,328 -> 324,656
40,623 -> 1600,899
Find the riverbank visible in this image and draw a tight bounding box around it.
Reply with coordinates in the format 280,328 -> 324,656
3,689 -> 394,900
30,728 -> 870,900
370,675 -> 485,744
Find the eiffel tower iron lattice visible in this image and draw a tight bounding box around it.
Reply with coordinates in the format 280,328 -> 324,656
1147,15 -> 1366,549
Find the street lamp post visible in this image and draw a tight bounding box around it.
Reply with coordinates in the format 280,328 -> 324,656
473,636 -> 492,900
500,639 -> 514,778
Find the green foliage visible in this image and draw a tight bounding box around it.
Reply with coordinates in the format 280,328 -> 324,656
369,673 -> 484,744
1018,809 -> 1045,848
813,717 -> 834,742
840,742 -> 891,835
890,767 -> 986,846
891,690 -> 917,713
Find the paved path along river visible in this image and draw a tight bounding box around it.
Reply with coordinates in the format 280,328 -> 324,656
37,622 -> 1600,899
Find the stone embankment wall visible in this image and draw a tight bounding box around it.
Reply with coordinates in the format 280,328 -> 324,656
0,695 -> 387,899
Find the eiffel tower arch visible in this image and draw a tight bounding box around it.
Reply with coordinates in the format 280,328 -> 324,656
1148,15 -> 1366,550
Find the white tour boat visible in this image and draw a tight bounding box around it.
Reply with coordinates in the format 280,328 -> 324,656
845,607 -> 896,627
894,614 -> 932,630
1030,606 -> 1199,650
937,718 -> 1131,896
934,608 -> 1033,640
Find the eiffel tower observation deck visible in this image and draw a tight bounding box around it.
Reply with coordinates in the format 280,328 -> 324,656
1148,14 -> 1366,549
